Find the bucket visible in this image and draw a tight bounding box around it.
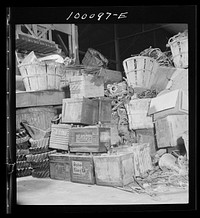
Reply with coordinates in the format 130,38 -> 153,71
167,32 -> 188,68
123,56 -> 159,90
18,61 -> 64,91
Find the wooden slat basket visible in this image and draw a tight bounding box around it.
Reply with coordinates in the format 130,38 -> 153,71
167,32 -> 188,69
123,56 -> 159,90
18,61 -> 64,91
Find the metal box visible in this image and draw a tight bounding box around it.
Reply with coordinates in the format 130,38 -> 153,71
49,153 -> 70,181
69,126 -> 111,153
69,154 -> 95,184
49,124 -> 71,151
61,97 -> 99,125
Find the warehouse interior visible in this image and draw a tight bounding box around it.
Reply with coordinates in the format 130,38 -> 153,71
12,21 -> 190,211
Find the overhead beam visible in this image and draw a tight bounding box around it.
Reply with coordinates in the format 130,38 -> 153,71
114,24 -> 120,71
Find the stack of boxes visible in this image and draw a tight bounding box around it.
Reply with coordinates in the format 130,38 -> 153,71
48,72 -> 137,187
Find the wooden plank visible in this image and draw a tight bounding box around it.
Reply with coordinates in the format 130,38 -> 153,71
16,90 -> 65,108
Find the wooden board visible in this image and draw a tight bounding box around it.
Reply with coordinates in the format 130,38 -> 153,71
49,153 -> 71,181
16,90 -> 65,108
69,155 -> 95,185
93,153 -> 134,187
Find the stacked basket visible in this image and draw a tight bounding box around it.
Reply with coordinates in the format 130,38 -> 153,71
16,128 -> 32,177
17,52 -> 65,92
166,30 -> 188,69
26,137 -> 56,178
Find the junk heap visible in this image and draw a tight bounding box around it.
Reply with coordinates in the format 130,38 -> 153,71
16,29 -> 189,197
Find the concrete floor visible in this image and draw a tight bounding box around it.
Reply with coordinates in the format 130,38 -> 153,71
17,176 -> 189,205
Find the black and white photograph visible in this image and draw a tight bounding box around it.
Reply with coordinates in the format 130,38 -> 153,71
6,6 -> 197,213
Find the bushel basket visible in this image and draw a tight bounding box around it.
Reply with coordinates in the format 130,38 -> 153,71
123,56 -> 159,90
18,61 -> 64,91
167,31 -> 188,68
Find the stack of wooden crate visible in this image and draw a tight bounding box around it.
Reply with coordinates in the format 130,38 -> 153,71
48,72 -> 113,185
148,89 -> 188,157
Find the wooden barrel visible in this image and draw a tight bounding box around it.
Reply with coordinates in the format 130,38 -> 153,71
16,106 -> 57,140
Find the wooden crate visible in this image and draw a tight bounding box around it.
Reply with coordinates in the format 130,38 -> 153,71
69,154 -> 95,184
69,126 -> 110,153
60,68 -> 81,90
93,153 -> 134,187
61,98 -> 98,125
135,128 -> 156,157
131,143 -> 152,177
112,143 -> 153,177
49,153 -> 71,181
49,124 -> 71,151
69,74 -> 104,98
92,97 -> 112,124
125,98 -> 153,130
155,114 -> 188,148
16,106 -> 57,140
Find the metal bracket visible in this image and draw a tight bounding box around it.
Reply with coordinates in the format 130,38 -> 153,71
6,163 -> 16,175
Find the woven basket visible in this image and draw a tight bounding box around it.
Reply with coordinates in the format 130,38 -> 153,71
82,48 -> 108,67
18,61 -> 64,91
167,32 -> 188,68
29,137 -> 50,148
123,56 -> 159,89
